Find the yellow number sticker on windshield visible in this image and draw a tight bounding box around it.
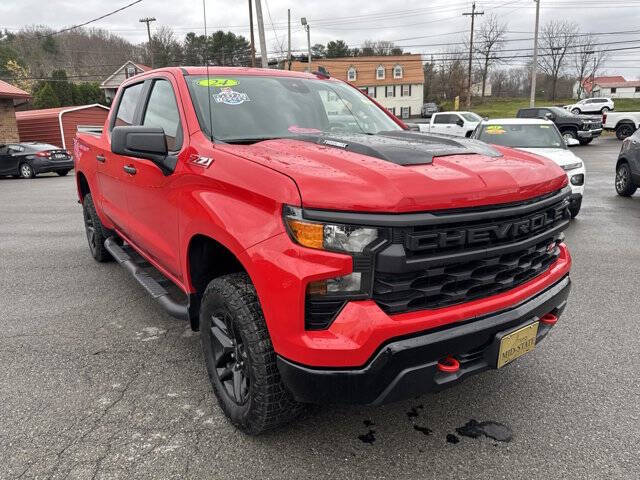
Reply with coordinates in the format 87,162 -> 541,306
198,78 -> 239,87
486,125 -> 506,135
539,125 -> 550,128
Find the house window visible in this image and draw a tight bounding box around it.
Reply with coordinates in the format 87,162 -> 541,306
388,107 -> 395,115
125,66 -> 136,78
611,88 -> 617,94
401,106 -> 410,119
635,87 -> 640,93
401,85 -> 410,97
347,67 -> 357,82
386,85 -> 395,97
393,65 -> 403,79
367,86 -> 376,98
376,65 -> 385,80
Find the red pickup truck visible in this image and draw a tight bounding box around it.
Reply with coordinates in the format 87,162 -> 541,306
74,67 -> 572,434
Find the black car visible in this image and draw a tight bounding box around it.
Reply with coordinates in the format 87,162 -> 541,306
516,106 -> 602,145
0,142 -> 73,179
615,127 -> 640,197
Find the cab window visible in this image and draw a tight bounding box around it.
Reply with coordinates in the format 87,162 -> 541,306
142,79 -> 183,151
113,83 -> 144,128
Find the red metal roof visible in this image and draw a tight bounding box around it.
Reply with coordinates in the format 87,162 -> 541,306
135,63 -> 152,72
598,81 -> 640,88
15,104 -> 109,120
0,80 -> 30,99
581,76 -> 627,94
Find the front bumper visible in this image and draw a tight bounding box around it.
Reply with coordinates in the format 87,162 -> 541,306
577,128 -> 602,139
278,275 -> 571,405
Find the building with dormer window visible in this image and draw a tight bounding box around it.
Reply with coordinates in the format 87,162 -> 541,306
290,54 -> 424,119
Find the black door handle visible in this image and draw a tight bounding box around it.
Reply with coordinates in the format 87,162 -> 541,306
123,165 -> 137,175
96,154 -> 106,163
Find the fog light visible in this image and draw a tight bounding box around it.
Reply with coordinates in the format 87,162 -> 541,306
570,174 -> 584,186
307,272 -> 362,295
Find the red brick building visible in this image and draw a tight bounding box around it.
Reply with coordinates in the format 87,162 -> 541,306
0,80 -> 30,143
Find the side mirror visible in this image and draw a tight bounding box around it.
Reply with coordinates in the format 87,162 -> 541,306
111,126 -> 177,175
566,138 -> 580,147
456,118 -> 464,127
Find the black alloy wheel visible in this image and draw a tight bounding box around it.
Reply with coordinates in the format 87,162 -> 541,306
209,310 -> 250,405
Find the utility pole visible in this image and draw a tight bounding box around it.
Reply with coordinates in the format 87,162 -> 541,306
463,3 -> 483,108
529,0 -> 541,107
248,0 -> 256,67
139,17 -> 156,69
287,9 -> 292,70
254,0 -> 268,68
301,17 -> 311,69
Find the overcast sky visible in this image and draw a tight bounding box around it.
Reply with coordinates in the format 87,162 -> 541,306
2,0 -> 639,78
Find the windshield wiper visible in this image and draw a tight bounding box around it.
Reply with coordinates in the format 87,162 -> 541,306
220,136 -> 288,145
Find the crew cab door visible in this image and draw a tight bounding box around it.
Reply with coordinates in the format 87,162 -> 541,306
430,113 -> 461,135
98,81 -> 145,231
121,76 -> 184,278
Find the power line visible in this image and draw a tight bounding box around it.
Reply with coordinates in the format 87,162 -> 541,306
37,0 -> 144,38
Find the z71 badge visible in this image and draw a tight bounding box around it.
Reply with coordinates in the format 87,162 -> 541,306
213,88 -> 250,105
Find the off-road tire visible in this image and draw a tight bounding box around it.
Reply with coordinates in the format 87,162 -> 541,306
615,162 -> 637,197
19,163 -> 35,179
82,194 -> 112,262
568,197 -> 582,218
200,273 -> 303,435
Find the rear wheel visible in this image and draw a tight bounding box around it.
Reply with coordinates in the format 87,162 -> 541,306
57,170 -> 70,176
82,194 -> 112,262
19,163 -> 35,179
200,273 -> 303,435
615,162 -> 637,197
571,108 -> 581,115
616,123 -> 635,140
601,107 -> 610,113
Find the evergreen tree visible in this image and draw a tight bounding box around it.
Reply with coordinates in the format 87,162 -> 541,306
33,82 -> 60,109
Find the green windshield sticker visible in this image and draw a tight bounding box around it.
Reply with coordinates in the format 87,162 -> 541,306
197,78 -> 239,87
486,125 -> 505,135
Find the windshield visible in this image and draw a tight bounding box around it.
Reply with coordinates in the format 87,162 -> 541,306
186,75 -> 402,142
462,112 -> 481,122
548,106 -> 571,117
476,123 -> 566,149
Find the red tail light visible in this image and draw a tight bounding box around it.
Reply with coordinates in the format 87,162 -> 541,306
602,113 -> 607,124
35,151 -> 51,157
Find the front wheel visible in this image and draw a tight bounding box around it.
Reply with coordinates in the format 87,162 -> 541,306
616,162 -> 637,197
579,138 -> 593,145
57,170 -> 70,176
562,129 -> 578,143
19,163 -> 35,179
200,273 -> 303,435
568,197 -> 582,218
571,108 -> 581,115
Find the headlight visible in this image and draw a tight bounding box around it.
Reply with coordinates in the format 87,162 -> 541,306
283,206 -> 379,253
562,161 -> 583,171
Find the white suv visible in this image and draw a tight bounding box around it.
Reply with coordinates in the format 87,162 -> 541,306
565,97 -> 614,115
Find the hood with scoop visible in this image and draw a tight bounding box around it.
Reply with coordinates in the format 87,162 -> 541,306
219,132 -> 568,213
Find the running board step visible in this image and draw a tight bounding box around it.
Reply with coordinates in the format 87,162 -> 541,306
104,237 -> 189,321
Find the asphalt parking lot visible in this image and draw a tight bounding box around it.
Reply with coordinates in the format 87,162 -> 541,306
1,136 -> 639,479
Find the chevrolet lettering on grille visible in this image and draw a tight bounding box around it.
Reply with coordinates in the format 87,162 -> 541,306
407,202 -> 568,252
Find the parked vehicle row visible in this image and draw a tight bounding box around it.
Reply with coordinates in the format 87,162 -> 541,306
0,142 -> 73,178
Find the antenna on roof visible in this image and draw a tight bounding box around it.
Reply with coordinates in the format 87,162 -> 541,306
202,0 -> 213,141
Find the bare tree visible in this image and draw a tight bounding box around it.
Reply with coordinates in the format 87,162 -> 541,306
474,14 -> 507,98
538,20 -> 578,101
573,35 -> 606,99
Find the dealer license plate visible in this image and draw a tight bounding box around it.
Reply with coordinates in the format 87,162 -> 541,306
497,321 -> 539,368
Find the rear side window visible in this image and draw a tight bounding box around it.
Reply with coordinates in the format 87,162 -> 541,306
142,80 -> 183,151
518,109 -> 535,118
434,114 -> 455,124
114,83 -> 144,128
